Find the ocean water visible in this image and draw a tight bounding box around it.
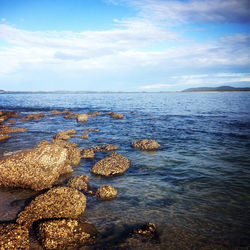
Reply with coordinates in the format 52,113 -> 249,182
0,92 -> 250,249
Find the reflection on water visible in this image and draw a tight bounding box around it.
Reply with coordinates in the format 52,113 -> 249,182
0,92 -> 250,248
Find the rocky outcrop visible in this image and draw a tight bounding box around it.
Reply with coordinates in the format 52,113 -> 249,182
16,187 -> 86,228
0,144 -> 74,190
37,219 -> 97,249
92,144 -> 118,152
67,174 -> 90,192
131,139 -> 160,151
81,148 -> 95,159
96,185 -> 117,200
53,129 -> 77,140
91,152 -> 130,176
77,114 -> 88,123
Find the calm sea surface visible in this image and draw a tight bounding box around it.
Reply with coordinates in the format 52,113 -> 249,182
0,92 -> 250,249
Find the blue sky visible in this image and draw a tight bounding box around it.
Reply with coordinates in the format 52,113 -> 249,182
0,0 -> 249,91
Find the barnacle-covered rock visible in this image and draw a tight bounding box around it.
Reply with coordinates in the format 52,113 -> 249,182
81,148 -> 95,159
92,144 -> 118,152
67,174 -> 90,191
91,152 -> 130,176
17,187 -> 86,228
131,139 -> 160,151
0,223 -> 29,249
37,219 -> 97,249
0,144 -> 73,190
96,185 -> 117,200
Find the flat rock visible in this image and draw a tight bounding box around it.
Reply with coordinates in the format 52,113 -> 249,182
96,185 -> 117,200
0,144 -> 74,190
0,223 -> 29,249
91,152 -> 130,176
131,139 -> 160,151
77,114 -> 88,123
17,187 -> 86,228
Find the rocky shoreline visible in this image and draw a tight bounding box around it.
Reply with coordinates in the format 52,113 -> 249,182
0,109 -> 160,249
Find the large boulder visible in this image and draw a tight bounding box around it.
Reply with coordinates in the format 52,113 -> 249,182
0,144 -> 73,190
16,187 -> 86,228
131,139 -> 160,151
0,223 -> 29,249
96,185 -> 117,200
91,152 -> 130,176
77,114 -> 88,123
37,219 -> 97,249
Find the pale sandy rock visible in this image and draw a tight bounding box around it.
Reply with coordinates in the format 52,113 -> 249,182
77,114 -> 88,123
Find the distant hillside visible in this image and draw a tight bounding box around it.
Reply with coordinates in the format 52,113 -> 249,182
0,90 -> 5,93
182,86 -> 250,92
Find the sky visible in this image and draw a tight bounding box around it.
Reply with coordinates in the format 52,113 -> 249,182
0,0 -> 249,91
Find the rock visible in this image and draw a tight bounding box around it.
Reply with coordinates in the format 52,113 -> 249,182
92,144 -> 118,152
96,185 -> 117,200
0,133 -> 11,141
0,144 -> 74,190
110,112 -> 124,119
21,113 -> 45,121
81,148 -> 95,159
67,174 -> 90,191
77,114 -> 88,123
133,222 -> 157,238
37,140 -> 50,147
64,112 -> 78,119
16,187 -> 86,228
131,139 -> 160,151
85,128 -> 100,132
0,127 -> 28,133
91,152 -> 130,176
0,223 -> 30,249
7,119 -> 16,123
37,219 -> 97,249
53,129 -> 77,140
87,111 -> 101,117
50,110 -> 62,115
80,132 -> 89,139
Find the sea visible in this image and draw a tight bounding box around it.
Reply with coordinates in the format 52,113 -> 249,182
0,92 -> 250,249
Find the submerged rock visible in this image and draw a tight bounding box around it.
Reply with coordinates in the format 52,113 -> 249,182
67,174 -> 90,192
92,144 -> 118,152
37,219 -> 97,250
81,148 -> 95,159
91,152 -> 130,176
0,144 -> 73,190
16,187 -> 86,228
77,114 -> 88,123
133,222 -> 157,238
96,185 -> 117,200
0,223 -> 29,249
131,139 -> 160,151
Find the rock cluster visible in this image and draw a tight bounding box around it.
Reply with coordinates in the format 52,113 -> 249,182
131,139 -> 160,151
91,152 -> 130,176
96,185 -> 118,200
16,187 -> 87,228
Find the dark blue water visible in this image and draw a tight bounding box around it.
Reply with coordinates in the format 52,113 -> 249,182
0,92 -> 250,249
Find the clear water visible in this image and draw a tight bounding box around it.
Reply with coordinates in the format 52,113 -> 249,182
0,92 -> 250,249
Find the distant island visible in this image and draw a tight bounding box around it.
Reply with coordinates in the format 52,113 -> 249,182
182,86 -> 250,92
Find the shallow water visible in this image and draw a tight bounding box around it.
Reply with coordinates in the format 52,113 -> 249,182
0,92 -> 250,249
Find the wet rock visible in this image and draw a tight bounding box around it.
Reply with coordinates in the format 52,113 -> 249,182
96,185 -> 117,200
80,132 -> 89,139
110,112 -> 124,119
131,139 -> 160,151
53,129 -> 77,140
0,133 -> 11,141
21,113 -> 45,121
81,148 -> 95,159
67,174 -> 90,191
64,113 -> 78,119
0,144 -> 74,190
92,144 -> 118,152
133,222 -> 157,238
85,128 -> 100,132
91,152 -> 130,176
16,187 -> 86,228
1,127 -> 28,133
87,111 -> 101,117
37,219 -> 97,249
7,119 -> 16,123
50,110 -> 62,115
77,114 -> 88,123
0,223 -> 30,249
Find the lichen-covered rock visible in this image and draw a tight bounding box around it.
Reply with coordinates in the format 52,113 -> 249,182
16,187 -> 86,228
67,174 -> 90,191
0,133 -> 11,141
92,144 -> 118,152
91,152 -> 130,176
0,144 -> 73,190
110,112 -> 124,119
77,114 -> 88,123
131,139 -> 160,151
96,185 -> 117,200
0,223 -> 30,249
81,148 -> 95,159
37,219 -> 97,249
53,129 -> 77,140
